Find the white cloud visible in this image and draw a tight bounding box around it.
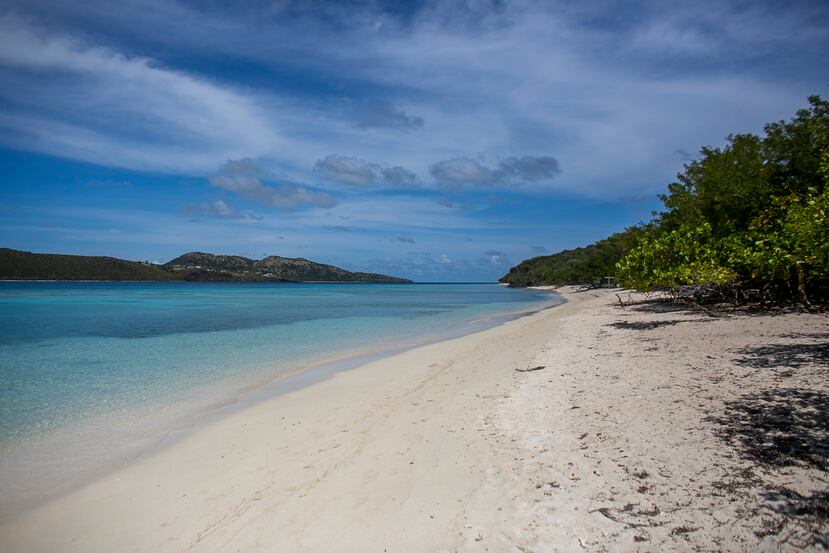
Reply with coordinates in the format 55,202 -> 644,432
313,154 -> 419,188
499,156 -> 561,181
314,154 -> 378,186
0,1 -> 825,201
209,159 -> 335,210
182,200 -> 261,220
431,158 -> 498,188
381,166 -> 419,188
430,155 -> 560,189
0,14 -> 279,173
355,105 -> 424,130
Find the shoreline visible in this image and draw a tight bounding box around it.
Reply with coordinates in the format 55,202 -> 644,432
2,287 -> 826,551
0,290 -> 563,520
0,287 -> 584,551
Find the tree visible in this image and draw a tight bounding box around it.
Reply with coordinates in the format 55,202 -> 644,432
615,95 -> 829,304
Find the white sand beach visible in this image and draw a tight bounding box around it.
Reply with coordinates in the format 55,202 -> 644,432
1,288 -> 826,552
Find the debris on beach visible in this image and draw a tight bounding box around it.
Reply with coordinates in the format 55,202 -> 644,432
516,365 -> 547,372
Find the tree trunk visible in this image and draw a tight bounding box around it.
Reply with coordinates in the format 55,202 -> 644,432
795,264 -> 811,307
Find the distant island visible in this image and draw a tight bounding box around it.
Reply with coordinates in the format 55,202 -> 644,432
0,248 -> 412,283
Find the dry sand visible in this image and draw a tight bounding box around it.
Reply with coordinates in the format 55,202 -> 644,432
1,288 -> 826,552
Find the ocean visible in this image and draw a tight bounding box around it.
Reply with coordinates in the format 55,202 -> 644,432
0,282 -> 558,486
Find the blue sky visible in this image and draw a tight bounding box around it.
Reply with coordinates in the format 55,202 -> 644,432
0,1 -> 827,281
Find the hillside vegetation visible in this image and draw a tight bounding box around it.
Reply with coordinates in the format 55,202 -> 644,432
503,95 -> 829,305
0,249 -> 411,283
165,252 -> 411,283
0,248 -> 177,281
499,227 -> 645,287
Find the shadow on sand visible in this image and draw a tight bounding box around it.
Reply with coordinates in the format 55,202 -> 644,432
733,339 -> 829,370
628,299 -> 698,315
608,319 -> 688,331
706,387 -> 828,471
707,387 -> 829,544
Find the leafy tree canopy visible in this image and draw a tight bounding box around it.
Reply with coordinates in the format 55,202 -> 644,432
618,95 -> 829,305
502,95 -> 829,305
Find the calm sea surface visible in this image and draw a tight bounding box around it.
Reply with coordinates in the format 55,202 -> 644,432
0,282 -> 558,445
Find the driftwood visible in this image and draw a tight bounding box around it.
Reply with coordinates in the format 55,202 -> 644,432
516,365 -> 547,373
670,281 -> 827,310
615,292 -> 634,308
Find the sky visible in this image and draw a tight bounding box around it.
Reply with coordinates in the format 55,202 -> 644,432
0,1 -> 827,281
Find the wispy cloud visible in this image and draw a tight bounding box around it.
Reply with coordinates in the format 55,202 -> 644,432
314,154 -> 419,188
431,158 -> 499,188
182,200 -> 261,220
2,3 -> 824,199
209,159 -> 335,210
2,2 -> 822,198
499,156 -> 561,181
484,249 -> 509,266
430,155 -> 560,189
314,155 -> 378,186
355,105 -> 424,131
0,14 -> 278,173
381,166 -> 419,188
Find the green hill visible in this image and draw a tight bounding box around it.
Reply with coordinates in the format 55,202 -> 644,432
165,252 -> 412,283
499,227 -> 645,287
0,248 -> 412,283
0,248 -> 177,281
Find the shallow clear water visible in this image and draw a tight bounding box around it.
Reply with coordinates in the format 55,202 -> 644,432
0,282 -> 557,445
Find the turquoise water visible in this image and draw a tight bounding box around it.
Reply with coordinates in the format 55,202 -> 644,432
0,282 -> 557,445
